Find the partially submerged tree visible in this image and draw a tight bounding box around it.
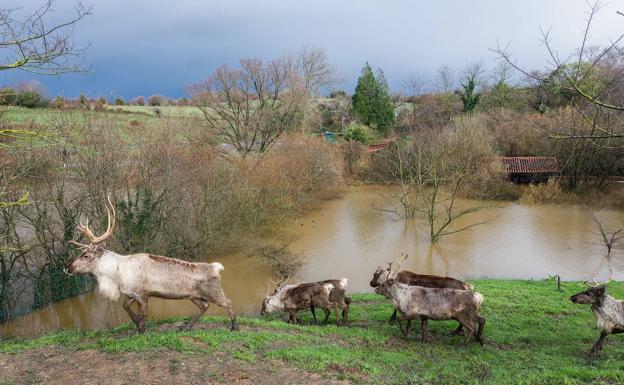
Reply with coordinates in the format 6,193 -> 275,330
593,215 -> 623,256
378,120 -> 494,243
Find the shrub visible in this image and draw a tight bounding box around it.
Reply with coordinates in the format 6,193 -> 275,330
132,96 -> 146,106
0,87 -> 16,105
52,96 -> 64,109
15,91 -> 47,108
520,180 -> 565,204
329,90 -> 348,98
343,122 -> 374,144
148,95 -> 163,106
115,98 -> 125,105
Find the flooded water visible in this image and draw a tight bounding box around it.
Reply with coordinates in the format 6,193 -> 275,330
3,185 -> 623,338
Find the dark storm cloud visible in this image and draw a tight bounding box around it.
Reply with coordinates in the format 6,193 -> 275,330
2,0 -> 622,98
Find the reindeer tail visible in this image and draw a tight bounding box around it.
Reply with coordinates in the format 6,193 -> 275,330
473,292 -> 485,307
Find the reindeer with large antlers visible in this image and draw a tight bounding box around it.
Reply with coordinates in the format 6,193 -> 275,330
570,269 -> 624,354
65,196 -> 238,334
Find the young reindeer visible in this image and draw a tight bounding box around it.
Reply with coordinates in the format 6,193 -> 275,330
310,279 -> 351,325
260,276 -> 348,325
64,196 -> 238,334
370,253 -> 472,335
375,278 -> 485,346
570,270 -> 624,354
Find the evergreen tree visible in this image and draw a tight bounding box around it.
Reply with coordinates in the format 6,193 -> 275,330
460,73 -> 481,112
352,63 -> 395,134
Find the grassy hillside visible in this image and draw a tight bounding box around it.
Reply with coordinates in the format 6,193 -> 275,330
1,280 -> 624,384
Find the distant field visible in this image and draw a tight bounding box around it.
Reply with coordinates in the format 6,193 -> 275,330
0,105 -> 204,125
105,105 -> 204,118
0,106 -> 202,148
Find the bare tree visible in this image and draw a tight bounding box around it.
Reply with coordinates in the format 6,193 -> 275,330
191,58 -> 307,155
403,74 -> 428,129
437,65 -> 455,93
291,46 -> 338,96
0,1 -> 91,75
593,215 -> 623,256
494,1 -> 624,143
378,129 -> 493,243
255,242 -> 302,278
1,0 -> 90,207
486,61 -> 515,108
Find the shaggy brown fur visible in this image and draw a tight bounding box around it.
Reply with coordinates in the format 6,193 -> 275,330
375,279 -> 485,346
261,281 -> 338,324
370,267 -> 472,334
310,279 -> 351,325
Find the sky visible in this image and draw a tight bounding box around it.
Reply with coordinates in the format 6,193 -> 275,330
1,0 -> 623,99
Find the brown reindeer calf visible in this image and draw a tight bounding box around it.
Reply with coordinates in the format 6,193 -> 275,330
310,279 -> 351,324
375,278 -> 485,346
261,278 -> 349,325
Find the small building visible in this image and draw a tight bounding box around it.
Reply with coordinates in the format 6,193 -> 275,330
495,157 -> 560,184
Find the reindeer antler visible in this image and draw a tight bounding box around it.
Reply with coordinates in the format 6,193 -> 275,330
394,253 -> 409,274
269,272 -> 289,288
585,268 -> 613,287
73,195 -> 116,245
266,278 -> 272,296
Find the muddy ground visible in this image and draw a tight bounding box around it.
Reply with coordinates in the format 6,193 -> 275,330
0,346 -> 349,385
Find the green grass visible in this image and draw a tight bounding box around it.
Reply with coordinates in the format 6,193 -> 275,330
2,280 -> 624,384
105,105 -> 203,117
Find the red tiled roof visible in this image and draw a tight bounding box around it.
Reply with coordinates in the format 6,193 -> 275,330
496,157 -> 560,174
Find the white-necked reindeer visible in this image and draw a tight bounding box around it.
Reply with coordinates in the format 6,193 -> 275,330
64,196 -> 238,334
570,270 -> 623,354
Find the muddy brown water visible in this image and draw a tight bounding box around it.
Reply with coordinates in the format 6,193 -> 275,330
3,185 -> 623,338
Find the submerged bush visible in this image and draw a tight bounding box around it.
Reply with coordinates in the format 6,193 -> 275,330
520,180 -> 565,204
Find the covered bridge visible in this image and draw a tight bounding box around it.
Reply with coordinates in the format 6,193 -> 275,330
494,157 -> 560,184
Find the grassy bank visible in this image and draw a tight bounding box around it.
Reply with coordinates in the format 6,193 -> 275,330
1,279 -> 624,385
